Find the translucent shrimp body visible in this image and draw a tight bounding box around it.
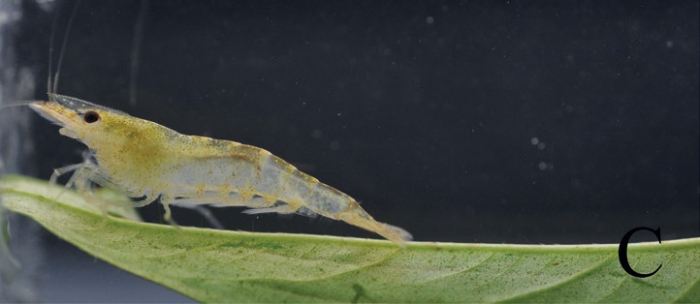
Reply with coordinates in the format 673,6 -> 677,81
29,94 -> 412,245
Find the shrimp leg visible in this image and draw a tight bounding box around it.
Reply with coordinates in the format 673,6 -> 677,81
169,197 -> 229,229
170,193 -> 285,228
49,163 -> 84,187
188,205 -> 224,229
241,204 -> 296,215
47,161 -> 99,204
48,156 -> 138,225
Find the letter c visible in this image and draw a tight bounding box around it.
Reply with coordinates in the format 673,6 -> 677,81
618,226 -> 662,278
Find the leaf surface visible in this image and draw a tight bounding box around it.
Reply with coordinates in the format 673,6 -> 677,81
1,175 -> 698,302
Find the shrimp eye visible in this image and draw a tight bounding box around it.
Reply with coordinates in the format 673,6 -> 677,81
83,111 -> 100,123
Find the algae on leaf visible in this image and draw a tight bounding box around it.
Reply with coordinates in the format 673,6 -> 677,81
0,175 -> 698,302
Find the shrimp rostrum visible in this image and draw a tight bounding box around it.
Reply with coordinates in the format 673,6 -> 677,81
29,94 -> 412,245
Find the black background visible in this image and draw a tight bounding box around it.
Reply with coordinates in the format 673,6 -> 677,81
7,0 -> 698,301
16,0 -> 699,244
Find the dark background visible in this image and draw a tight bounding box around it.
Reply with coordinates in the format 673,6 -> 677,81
6,0 -> 699,301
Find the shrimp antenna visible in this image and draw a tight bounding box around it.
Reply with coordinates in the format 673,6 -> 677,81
47,0 -> 61,94
129,0 -> 150,106
0,101 -> 43,112
50,0 -> 81,95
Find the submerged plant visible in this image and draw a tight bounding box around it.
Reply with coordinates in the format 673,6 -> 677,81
0,175 -> 698,302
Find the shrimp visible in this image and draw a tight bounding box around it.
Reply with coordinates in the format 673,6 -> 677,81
28,94 -> 413,245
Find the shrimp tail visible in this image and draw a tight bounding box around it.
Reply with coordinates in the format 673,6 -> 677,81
337,201 -> 413,247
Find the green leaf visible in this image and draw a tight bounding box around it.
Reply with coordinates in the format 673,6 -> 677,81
1,175 -> 698,302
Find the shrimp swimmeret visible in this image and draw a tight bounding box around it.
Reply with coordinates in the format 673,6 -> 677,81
28,94 -> 412,245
